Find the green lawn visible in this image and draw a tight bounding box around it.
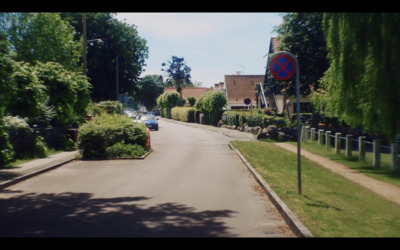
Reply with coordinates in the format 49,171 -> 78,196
231,140 -> 400,237
296,141 -> 400,188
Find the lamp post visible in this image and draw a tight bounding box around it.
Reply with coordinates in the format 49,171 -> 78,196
82,13 -> 103,76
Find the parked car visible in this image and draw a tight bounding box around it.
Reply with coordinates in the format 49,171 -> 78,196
139,114 -> 159,130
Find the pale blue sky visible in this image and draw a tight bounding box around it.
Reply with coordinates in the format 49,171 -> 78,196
115,12 -> 283,88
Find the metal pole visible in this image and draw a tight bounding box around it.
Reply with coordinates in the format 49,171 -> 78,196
294,54 -> 301,195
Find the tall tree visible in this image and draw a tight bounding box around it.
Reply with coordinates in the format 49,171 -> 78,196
135,75 -> 164,111
314,13 -> 400,141
7,13 -> 82,72
161,56 -> 192,97
273,13 -> 329,96
60,12 -> 148,101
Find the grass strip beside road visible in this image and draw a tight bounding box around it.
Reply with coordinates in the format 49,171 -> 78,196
231,140 -> 400,237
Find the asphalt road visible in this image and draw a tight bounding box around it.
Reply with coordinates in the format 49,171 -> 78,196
0,119 -> 295,237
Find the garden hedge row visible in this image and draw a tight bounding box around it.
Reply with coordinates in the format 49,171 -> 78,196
223,110 -> 288,128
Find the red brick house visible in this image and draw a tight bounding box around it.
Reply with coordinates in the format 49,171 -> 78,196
223,73 -> 265,109
163,87 -> 209,106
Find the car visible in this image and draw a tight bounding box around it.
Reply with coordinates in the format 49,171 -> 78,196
139,114 -> 159,130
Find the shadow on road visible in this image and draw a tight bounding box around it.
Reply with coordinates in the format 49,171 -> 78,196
0,191 -> 237,237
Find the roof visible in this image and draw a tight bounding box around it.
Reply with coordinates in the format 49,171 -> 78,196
224,75 -> 265,105
163,87 -> 209,100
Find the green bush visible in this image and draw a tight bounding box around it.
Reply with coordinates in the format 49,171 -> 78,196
77,113 -> 148,159
223,110 -> 289,128
171,107 -> 196,122
106,142 -> 147,158
3,116 -> 48,159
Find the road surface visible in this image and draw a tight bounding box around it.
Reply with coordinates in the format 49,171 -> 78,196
0,119 -> 295,237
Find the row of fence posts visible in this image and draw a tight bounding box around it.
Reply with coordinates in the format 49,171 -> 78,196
301,126 -> 399,172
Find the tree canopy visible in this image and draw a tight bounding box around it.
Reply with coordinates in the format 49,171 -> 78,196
161,56 -> 192,97
134,75 -> 164,111
313,13 -> 400,141
272,13 -> 329,97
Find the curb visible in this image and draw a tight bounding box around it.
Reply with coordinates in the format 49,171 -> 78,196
0,156 -> 77,190
228,142 -> 313,238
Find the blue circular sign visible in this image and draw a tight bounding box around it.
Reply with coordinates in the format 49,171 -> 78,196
269,53 -> 296,81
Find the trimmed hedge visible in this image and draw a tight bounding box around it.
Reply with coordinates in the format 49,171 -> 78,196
77,113 -> 148,159
171,107 -> 196,123
223,110 -> 288,128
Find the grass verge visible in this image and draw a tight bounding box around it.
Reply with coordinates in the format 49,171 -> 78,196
294,141 -> 400,188
231,140 -> 400,237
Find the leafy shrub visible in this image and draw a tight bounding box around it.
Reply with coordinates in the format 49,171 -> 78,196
77,113 -> 148,159
171,107 -> 196,122
0,129 -> 14,167
3,116 -> 48,159
223,110 -> 289,128
106,142 -> 148,158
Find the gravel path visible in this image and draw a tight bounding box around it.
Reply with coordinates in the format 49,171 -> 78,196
274,143 -> 400,206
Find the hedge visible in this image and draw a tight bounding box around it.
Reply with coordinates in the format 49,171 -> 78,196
223,110 -> 288,128
77,113 -> 148,159
171,107 -> 196,123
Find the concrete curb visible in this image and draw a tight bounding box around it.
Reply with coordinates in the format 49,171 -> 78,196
0,155 -> 77,190
228,142 -> 313,238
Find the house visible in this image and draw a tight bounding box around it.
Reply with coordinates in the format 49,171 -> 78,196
163,87 -> 209,106
223,72 -> 265,109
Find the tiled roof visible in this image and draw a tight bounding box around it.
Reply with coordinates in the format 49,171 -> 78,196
163,87 -> 209,100
224,75 -> 265,105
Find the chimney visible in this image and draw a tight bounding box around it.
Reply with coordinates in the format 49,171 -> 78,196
236,71 -> 241,75
214,83 -> 219,91
219,82 -> 224,90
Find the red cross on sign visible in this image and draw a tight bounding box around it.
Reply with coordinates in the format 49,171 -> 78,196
269,53 -> 296,81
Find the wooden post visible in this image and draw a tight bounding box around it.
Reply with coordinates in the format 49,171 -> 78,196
311,128 -> 316,142
346,134 -> 352,157
335,133 -> 341,154
318,129 -> 324,145
373,139 -> 381,169
326,131 -> 331,149
359,136 -> 366,161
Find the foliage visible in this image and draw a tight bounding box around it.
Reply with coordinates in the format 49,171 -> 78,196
77,113 -> 147,159
187,96 -> 196,107
314,13 -> 400,141
0,31 -> 13,119
171,107 -> 196,123
156,91 -> 181,118
6,13 -> 82,72
106,142 -> 148,158
161,56 -> 192,96
223,109 -> 288,128
273,13 -> 329,96
134,75 -> 164,111
35,61 -> 92,128
195,90 -> 227,126
6,61 -> 47,123
96,100 -> 123,115
60,12 -> 149,101
2,116 -> 47,159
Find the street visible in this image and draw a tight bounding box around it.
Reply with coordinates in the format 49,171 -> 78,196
0,119 -> 295,237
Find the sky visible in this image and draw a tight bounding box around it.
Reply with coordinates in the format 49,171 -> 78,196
115,12 -> 284,88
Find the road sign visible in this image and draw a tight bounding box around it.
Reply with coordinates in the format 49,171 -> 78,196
268,51 -> 302,194
269,53 -> 296,81
243,97 -> 251,105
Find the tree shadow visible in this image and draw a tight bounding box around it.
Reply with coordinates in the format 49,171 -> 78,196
0,192 -> 237,237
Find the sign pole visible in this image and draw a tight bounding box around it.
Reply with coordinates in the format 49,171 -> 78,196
268,51 -> 301,194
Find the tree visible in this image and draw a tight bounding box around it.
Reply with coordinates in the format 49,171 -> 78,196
313,13 -> 400,141
60,12 -> 148,101
273,13 -> 329,96
195,90 -> 227,126
7,13 -> 82,72
161,56 -> 192,97
135,75 -> 164,111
